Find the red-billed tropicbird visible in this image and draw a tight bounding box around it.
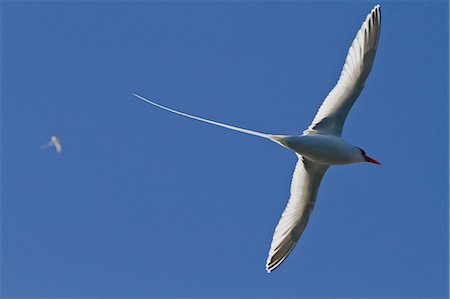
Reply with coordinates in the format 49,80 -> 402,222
41,135 -> 62,154
134,4 -> 381,273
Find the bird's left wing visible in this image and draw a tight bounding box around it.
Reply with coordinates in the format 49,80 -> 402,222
41,141 -> 53,150
266,155 -> 328,273
305,5 -> 381,136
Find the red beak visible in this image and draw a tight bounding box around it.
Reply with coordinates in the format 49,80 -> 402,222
365,155 -> 382,165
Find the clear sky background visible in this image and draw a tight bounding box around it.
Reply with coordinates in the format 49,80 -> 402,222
1,1 -> 448,297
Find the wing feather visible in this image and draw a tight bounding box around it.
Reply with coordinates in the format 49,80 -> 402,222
305,5 -> 381,136
54,142 -> 62,153
266,156 -> 328,273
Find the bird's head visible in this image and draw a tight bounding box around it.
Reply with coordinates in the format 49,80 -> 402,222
358,148 -> 381,165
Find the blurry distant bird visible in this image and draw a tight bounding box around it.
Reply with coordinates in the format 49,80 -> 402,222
41,135 -> 62,154
135,5 -> 381,272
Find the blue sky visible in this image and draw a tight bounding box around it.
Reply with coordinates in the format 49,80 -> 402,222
1,1 -> 448,297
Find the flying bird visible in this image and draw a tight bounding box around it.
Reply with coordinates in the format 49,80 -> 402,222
41,135 -> 62,154
134,4 -> 381,273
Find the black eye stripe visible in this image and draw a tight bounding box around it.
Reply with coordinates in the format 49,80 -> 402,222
358,147 -> 366,156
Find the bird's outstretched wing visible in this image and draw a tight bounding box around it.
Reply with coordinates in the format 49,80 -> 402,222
41,141 -> 53,150
266,155 -> 328,273
305,5 -> 381,136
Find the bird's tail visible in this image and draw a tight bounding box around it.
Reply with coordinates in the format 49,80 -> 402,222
133,93 -> 285,144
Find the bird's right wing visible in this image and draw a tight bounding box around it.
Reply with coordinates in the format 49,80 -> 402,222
304,5 -> 381,136
266,155 -> 328,273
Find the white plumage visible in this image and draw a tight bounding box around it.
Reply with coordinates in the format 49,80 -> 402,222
267,5 -> 381,272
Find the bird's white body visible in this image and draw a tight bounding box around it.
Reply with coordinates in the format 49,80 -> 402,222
275,134 -> 365,165
135,4 -> 382,273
